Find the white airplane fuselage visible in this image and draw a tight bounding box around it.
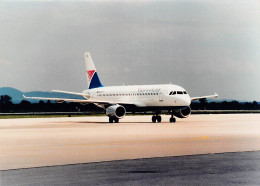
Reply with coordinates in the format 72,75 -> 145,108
83,84 -> 191,108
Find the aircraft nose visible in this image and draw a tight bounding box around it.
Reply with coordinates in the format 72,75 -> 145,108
183,95 -> 191,105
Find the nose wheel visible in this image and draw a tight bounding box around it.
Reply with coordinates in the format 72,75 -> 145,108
170,117 -> 176,123
169,111 -> 176,123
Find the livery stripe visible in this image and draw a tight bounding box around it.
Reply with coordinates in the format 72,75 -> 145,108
89,72 -> 104,89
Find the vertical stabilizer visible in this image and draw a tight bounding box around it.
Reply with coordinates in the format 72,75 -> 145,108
85,52 -> 104,89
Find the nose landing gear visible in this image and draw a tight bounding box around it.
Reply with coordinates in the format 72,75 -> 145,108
169,117 -> 176,123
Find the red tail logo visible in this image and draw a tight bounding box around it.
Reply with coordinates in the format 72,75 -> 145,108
87,70 -> 95,82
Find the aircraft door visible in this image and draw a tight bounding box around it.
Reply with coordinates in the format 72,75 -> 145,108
159,90 -> 163,102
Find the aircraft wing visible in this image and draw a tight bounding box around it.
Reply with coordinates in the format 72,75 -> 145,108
23,95 -> 134,105
191,93 -> 218,101
51,90 -> 89,97
23,95 -> 90,103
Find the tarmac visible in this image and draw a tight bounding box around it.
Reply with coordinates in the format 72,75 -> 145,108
0,114 -> 260,185
1,151 -> 260,186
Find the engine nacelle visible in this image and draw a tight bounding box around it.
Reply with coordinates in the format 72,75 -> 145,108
106,105 -> 126,119
173,106 -> 191,118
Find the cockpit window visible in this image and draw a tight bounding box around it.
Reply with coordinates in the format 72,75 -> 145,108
183,91 -> 187,94
177,91 -> 183,94
169,91 -> 177,95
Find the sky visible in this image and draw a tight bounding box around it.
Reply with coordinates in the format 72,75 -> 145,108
0,0 -> 259,101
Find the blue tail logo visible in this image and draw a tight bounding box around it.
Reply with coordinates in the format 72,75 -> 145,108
87,70 -> 103,89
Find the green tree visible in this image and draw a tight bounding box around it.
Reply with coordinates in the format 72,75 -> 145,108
0,95 -> 13,113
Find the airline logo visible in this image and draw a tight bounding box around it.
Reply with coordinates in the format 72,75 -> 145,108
87,70 -> 95,82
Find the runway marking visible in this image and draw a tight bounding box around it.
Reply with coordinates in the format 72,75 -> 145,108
189,136 -> 209,141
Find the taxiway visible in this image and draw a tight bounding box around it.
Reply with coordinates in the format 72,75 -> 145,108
0,114 -> 260,171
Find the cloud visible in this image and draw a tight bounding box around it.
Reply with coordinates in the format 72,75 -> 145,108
0,0 -> 259,100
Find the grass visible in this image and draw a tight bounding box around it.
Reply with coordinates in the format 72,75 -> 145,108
1,110 -> 259,119
0,114 -> 105,119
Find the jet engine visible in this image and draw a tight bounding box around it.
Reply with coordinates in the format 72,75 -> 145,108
106,105 -> 126,119
173,106 -> 191,118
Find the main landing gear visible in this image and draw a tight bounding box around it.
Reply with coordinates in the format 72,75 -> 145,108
152,115 -> 161,123
152,111 -> 176,123
152,111 -> 162,123
109,117 -> 119,123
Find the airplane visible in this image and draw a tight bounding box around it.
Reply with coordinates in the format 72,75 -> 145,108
24,52 -> 218,123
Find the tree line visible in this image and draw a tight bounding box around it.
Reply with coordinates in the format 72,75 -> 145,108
0,95 -> 103,113
0,95 -> 259,113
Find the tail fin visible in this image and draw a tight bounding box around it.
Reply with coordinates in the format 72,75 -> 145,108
85,52 -> 104,89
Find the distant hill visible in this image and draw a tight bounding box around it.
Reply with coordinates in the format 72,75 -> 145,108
0,87 -> 83,104
0,87 -> 24,104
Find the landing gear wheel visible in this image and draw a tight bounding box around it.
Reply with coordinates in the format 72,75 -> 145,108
152,116 -> 157,123
109,117 -> 114,123
170,117 -> 176,123
156,116 -> 162,123
109,117 -> 119,123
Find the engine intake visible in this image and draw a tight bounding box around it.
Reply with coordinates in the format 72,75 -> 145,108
106,105 -> 126,119
173,106 -> 191,118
